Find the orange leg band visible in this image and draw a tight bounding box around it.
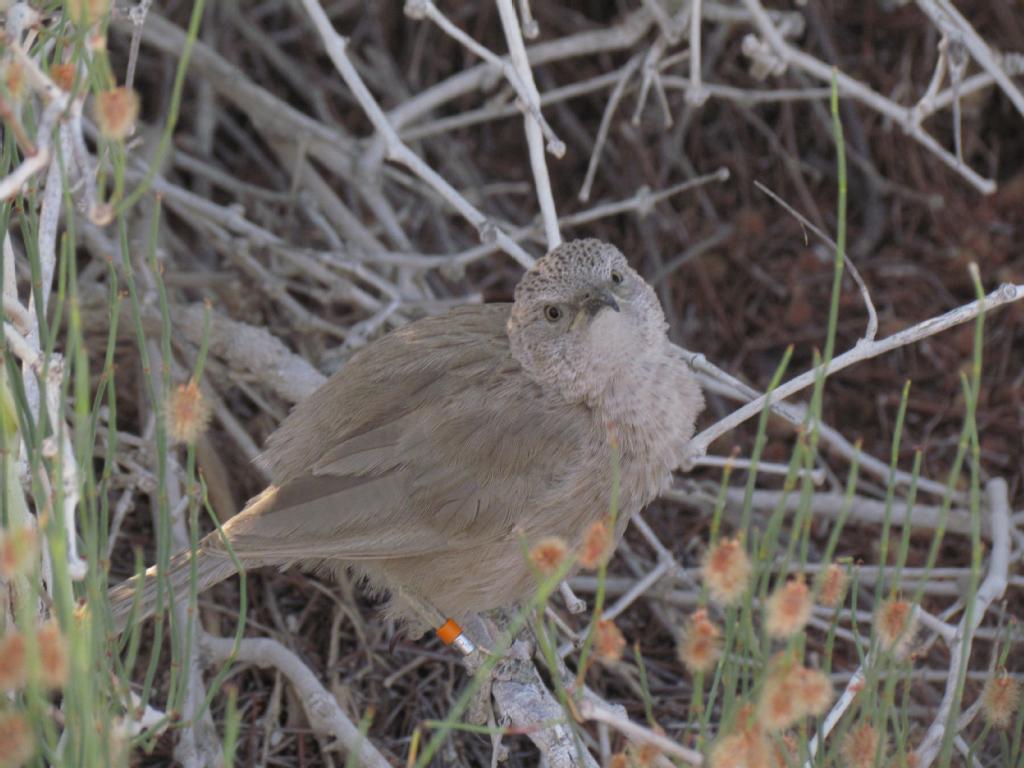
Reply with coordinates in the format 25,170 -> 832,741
436,618 -> 462,645
436,618 -> 476,655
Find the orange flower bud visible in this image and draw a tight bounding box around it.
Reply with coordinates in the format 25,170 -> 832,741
578,519 -> 611,570
595,619 -> 626,663
95,87 -> 139,140
167,378 -> 211,444
765,578 -> 812,639
702,537 -> 751,606
981,673 -> 1021,729
529,536 -> 567,576
678,609 -> 721,675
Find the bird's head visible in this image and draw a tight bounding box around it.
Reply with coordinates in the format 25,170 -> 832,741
507,239 -> 667,403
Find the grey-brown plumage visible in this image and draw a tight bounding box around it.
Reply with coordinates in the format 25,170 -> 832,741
110,240 -> 703,632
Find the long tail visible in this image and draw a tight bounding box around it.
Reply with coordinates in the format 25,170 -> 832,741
108,535 -> 239,633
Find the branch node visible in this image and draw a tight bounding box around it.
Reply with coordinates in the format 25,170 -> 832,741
478,220 -> 499,244
403,0 -> 428,20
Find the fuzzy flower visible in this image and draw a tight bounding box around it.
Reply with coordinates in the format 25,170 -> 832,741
758,662 -> 801,732
678,609 -> 721,675
841,722 -> 885,768
95,87 -> 140,140
0,525 -> 38,578
529,536 -> 567,576
578,519 -> 611,570
758,658 -> 833,731
815,563 -> 848,608
66,0 -> 109,26
631,740 -> 661,766
794,666 -> 833,718
594,619 -> 626,663
708,725 -> 771,768
608,754 -> 628,768
36,621 -> 69,690
702,537 -> 751,607
0,632 -> 27,692
50,63 -> 76,92
765,578 -> 811,639
0,710 -> 34,767
981,672 -> 1021,729
876,599 -> 917,655
166,378 -> 211,444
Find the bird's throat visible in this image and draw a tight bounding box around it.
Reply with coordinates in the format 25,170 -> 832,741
590,347 -> 703,500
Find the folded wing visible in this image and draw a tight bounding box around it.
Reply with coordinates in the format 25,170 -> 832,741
214,305 -> 598,563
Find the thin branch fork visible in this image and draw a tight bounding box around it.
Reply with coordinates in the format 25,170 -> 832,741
405,0 -> 565,157
913,0 -> 1024,121
577,699 -> 703,766
682,281 -> 1024,467
0,40 -> 70,200
297,0 -> 537,269
689,361 -> 959,499
739,0 -> 997,193
805,664 -> 866,764
495,0 -> 562,250
915,478 -> 1013,767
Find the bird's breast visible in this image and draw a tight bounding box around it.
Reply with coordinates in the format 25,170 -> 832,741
592,351 -> 703,507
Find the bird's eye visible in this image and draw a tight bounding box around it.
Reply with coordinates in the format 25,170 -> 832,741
544,305 -> 562,322
610,270 -> 623,285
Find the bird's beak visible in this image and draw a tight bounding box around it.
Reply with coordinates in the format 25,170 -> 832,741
581,287 -> 620,319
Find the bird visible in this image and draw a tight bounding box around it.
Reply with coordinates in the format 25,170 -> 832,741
109,239 -> 704,644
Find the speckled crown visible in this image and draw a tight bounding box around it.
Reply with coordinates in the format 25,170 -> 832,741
513,239 -> 625,305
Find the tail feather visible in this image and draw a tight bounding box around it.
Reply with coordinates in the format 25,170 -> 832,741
109,537 -> 239,633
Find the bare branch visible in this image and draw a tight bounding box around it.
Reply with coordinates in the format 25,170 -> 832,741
297,0 -> 537,269
915,478 -> 1013,767
683,282 -> 1024,466
201,633 -> 392,768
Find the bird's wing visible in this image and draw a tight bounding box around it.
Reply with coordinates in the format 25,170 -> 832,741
217,305 -> 601,562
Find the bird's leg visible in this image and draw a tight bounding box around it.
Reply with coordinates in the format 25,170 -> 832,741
389,594 -> 502,724
394,588 -> 478,656
436,617 -> 477,656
